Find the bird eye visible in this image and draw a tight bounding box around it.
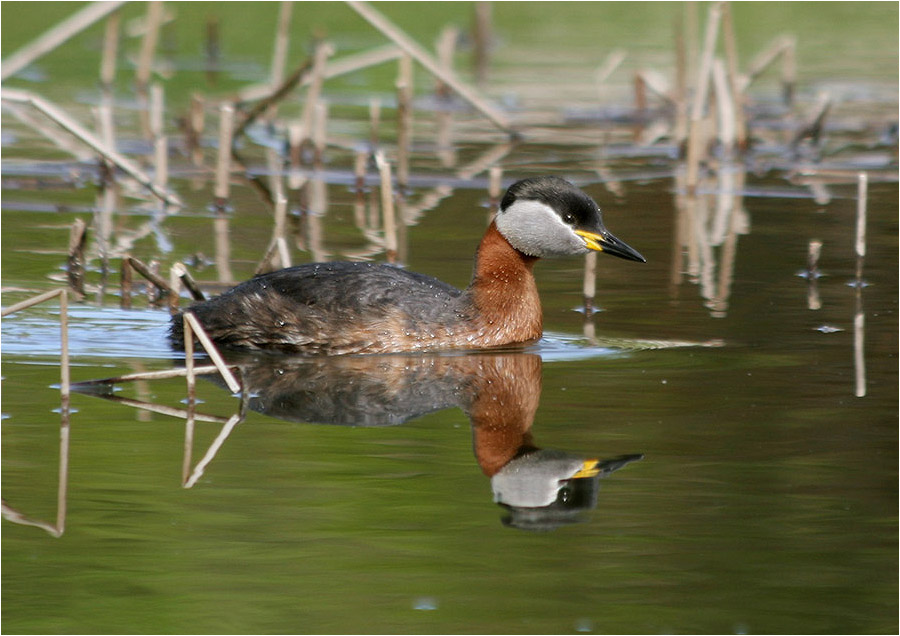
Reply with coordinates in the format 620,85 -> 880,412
563,213 -> 576,224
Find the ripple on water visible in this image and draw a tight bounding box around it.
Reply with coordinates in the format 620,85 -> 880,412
1,305 -> 175,360
1,307 -> 718,363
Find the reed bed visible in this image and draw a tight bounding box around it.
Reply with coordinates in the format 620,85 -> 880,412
2,1 -> 892,416
2,3 -> 892,529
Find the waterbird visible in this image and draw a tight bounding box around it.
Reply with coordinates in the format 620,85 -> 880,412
170,176 -> 645,355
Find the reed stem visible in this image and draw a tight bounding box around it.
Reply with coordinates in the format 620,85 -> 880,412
135,1 -> 163,90
2,89 -> 182,207
183,313 -> 242,394
347,0 -> 512,134
854,172 -> 868,283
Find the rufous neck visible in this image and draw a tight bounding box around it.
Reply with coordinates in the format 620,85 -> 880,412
471,221 -> 539,288
465,221 -> 543,343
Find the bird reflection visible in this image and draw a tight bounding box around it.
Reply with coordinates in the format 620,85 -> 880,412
213,350 -> 642,531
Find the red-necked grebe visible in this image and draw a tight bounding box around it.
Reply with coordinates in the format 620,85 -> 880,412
170,176 -> 645,355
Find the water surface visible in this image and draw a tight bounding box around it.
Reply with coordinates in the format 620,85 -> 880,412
2,2 -> 897,634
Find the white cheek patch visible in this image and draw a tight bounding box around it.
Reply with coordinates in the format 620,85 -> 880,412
495,200 -> 587,257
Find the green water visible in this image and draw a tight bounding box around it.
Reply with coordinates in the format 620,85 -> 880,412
2,2 -> 898,634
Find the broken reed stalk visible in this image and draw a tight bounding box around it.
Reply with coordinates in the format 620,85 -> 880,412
214,103 -> 235,205
67,218 -> 88,297
146,260 -> 162,306
205,16 -> 221,84
434,27 -> 458,168
633,73 -> 647,116
685,1 -> 723,193
632,73 -> 648,140
312,45 -> 402,87
256,241 -> 281,275
150,82 -> 164,137
126,256 -> 174,296
1,1 -> 127,81
270,1 -> 293,87
369,98 -> 381,150
720,3 -> 747,150
472,1 -> 492,86
583,251 -> 597,313
741,34 -> 796,100
347,0 -> 512,134
396,54 -> 413,190
1,289 -> 70,405
171,265 -> 208,304
712,58 -> 736,151
791,92 -> 832,151
2,288 -> 64,317
634,70 -> 674,104
276,237 -> 291,269
120,256 -> 133,308
684,2 -> 700,88
135,1 -> 164,90
304,186 -> 327,262
188,94 -> 205,163
183,312 -> 242,394
781,36 -> 796,106
691,1 -> 722,121
435,25 -> 459,98
354,149 -> 368,190
312,101 -> 328,167
153,88 -> 169,196
288,122 -> 304,187
168,265 -> 182,312
488,165 -> 502,220
95,158 -> 116,288
673,10 -> 689,148
184,310 -> 196,404
100,9 -> 120,88
595,49 -> 626,90
4,101 -> 93,161
854,172 -> 868,283
233,59 -> 312,139
1,89 -> 182,207
236,45 -> 402,103
298,42 -> 334,145
488,165 -> 502,198
375,152 -> 398,263
256,195 -> 291,274
455,140 -> 512,181
273,193 -> 288,241
95,100 -> 116,171
214,213 -> 235,284
806,240 -> 822,311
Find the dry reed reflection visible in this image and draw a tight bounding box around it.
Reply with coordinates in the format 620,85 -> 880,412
1,289 -> 70,537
